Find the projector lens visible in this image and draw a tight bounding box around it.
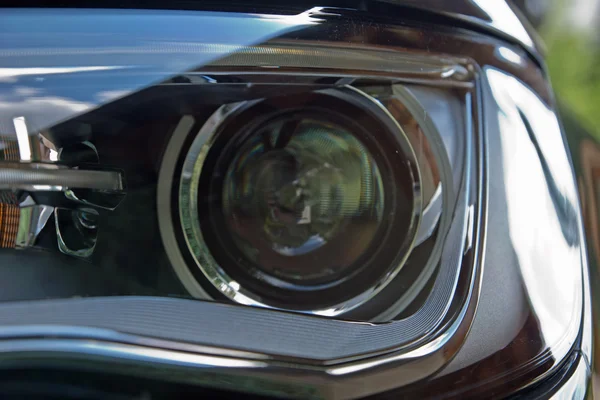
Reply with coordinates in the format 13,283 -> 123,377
177,89 -> 421,312
222,114 -> 386,283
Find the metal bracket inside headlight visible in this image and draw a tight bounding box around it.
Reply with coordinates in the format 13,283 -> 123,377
0,119 -> 126,256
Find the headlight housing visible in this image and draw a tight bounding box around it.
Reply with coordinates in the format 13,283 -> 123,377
0,4 -> 590,399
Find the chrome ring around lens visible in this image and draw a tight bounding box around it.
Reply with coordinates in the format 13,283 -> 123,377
168,87 -> 422,316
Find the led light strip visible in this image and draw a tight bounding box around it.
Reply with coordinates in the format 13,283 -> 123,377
0,202 -> 19,248
0,138 -> 19,162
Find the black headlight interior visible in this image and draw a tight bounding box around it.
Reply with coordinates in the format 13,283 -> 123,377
0,5 -> 589,400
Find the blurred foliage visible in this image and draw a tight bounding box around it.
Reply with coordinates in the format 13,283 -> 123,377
541,0 -> 600,139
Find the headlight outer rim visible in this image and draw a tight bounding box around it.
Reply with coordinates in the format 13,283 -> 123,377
151,51 -> 483,358
153,55 -> 487,398
12,5 -> 592,396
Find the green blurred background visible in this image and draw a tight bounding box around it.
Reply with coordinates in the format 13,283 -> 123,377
514,0 -> 600,139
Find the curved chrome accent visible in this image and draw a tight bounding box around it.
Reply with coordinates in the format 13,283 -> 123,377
548,355 -> 591,399
55,207 -> 99,258
14,205 -> 53,248
414,184 -> 443,247
157,116 -> 211,300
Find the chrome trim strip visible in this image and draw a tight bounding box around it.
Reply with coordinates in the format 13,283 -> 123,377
157,115 -> 211,300
0,162 -> 124,192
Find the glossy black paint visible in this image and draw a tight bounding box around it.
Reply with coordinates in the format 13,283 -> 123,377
0,0 -> 544,56
0,1 -> 593,398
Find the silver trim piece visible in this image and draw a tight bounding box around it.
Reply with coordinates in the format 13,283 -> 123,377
64,188 -> 126,211
0,162 -> 124,192
157,116 -> 211,300
10,117 -> 59,163
414,184 -> 443,247
13,117 -> 31,161
15,205 -> 54,248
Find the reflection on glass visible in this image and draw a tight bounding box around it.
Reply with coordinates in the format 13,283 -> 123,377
487,67 -> 582,350
223,117 -> 385,281
471,0 -> 534,47
0,8 -> 318,134
496,46 -> 524,66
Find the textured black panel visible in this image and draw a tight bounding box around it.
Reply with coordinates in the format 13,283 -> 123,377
0,292 -> 458,360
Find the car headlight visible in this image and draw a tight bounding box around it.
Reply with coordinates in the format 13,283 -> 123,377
0,4 -> 590,399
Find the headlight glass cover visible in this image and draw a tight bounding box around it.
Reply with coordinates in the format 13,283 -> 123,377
0,6 -> 589,399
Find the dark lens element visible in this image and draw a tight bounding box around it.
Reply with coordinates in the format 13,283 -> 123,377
222,116 -> 385,282
176,89 -> 420,313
